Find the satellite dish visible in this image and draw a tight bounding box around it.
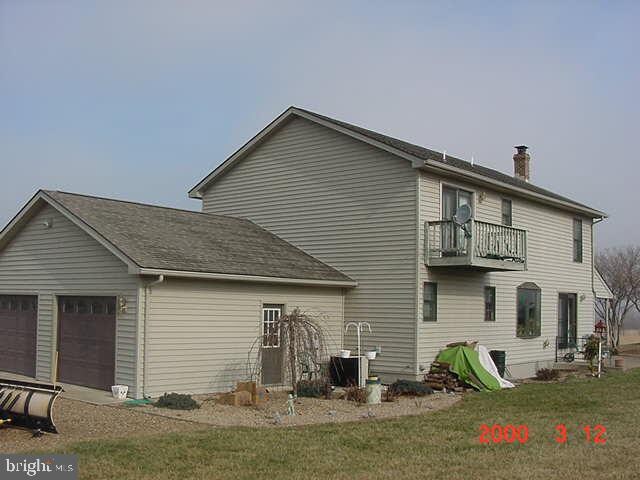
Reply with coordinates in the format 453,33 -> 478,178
453,204 -> 472,226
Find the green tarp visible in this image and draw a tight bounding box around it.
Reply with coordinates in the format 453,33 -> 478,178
436,346 -> 501,391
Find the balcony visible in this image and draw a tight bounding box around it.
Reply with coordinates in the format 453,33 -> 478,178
425,219 -> 527,271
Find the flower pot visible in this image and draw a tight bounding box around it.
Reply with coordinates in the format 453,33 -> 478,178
365,351 -> 377,360
339,349 -> 351,358
111,385 -> 129,400
614,357 -> 625,369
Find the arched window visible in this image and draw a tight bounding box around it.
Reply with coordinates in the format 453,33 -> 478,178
517,282 -> 541,338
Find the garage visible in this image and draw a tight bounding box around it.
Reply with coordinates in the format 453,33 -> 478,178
0,295 -> 37,377
57,296 -> 116,391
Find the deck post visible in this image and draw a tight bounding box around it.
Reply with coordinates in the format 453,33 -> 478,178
424,221 -> 430,266
468,218 -> 475,266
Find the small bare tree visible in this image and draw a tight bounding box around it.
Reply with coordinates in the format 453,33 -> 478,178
596,246 -> 640,350
246,308 -> 333,395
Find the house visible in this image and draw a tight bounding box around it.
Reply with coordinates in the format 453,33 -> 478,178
0,106 -> 611,397
189,107 -> 610,380
0,191 -> 353,398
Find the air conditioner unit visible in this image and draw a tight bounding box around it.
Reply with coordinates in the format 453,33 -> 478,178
329,356 -> 369,387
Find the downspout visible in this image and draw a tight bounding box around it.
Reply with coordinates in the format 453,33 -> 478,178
591,217 -> 604,299
591,217 -> 605,336
591,217 -> 605,370
143,275 -> 164,398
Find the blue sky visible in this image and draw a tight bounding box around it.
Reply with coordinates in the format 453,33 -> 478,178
1,1 -> 638,248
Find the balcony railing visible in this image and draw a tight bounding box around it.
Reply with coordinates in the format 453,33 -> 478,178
425,219 -> 527,271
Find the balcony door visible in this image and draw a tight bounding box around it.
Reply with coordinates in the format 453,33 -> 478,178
441,186 -> 473,255
558,293 -> 577,348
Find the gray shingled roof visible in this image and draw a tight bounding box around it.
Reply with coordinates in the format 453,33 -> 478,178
295,108 -> 602,214
44,191 -> 354,284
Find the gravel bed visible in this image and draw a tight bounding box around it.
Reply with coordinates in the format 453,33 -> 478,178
1,397 -> 202,454
132,390 -> 461,427
1,391 -> 461,453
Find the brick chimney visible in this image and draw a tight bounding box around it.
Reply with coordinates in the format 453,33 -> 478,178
513,145 -> 530,182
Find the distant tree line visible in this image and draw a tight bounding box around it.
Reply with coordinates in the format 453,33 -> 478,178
596,246 -> 640,351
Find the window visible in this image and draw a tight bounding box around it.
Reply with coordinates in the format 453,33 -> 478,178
62,300 -> 76,313
573,218 -> 583,263
501,199 -> 512,226
106,301 -> 116,315
484,287 -> 496,322
92,301 -> 104,314
517,283 -> 541,338
262,304 -> 283,348
77,300 -> 88,314
423,283 -> 438,322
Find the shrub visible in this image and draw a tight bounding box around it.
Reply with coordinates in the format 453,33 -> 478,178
155,392 -> 200,410
344,383 -> 367,404
296,379 -> 331,399
382,386 -> 399,403
535,368 -> 560,381
389,380 -> 434,397
582,335 -> 604,374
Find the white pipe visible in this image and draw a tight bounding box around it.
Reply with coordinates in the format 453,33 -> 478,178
597,338 -> 602,378
345,322 -> 372,387
143,275 -> 164,397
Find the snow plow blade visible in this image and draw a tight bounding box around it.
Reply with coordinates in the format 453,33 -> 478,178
0,378 -> 63,434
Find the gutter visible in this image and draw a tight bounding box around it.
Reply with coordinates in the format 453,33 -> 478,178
142,274 -> 164,398
417,160 -> 607,219
136,268 -> 357,288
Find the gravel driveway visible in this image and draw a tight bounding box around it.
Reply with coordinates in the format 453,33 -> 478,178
1,397 -> 203,453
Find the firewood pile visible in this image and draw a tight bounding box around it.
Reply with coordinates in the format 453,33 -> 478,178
424,361 -> 471,392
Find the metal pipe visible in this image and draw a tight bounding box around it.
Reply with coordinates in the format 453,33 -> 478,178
143,275 -> 164,397
345,322 -> 371,387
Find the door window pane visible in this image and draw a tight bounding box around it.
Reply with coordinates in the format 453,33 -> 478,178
262,305 -> 282,347
441,186 -> 473,255
558,293 -> 577,347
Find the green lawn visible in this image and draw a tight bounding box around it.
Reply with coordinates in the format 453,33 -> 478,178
46,369 -> 640,479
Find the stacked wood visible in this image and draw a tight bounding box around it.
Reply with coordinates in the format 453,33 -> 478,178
424,361 -> 467,392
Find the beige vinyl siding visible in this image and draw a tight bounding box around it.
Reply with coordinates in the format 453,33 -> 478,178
143,277 -> 344,396
594,270 -> 612,299
0,204 -> 139,394
201,117 -> 418,378
418,172 -> 595,376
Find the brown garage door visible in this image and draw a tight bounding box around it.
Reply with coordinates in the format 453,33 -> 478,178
0,295 -> 37,377
58,296 -> 116,391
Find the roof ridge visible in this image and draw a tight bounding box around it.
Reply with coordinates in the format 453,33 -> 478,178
44,190 -> 250,223
293,106 -> 465,161
291,107 -> 600,214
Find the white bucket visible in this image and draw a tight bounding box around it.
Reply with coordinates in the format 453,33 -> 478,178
339,349 -> 351,358
111,385 -> 129,400
365,351 -> 377,360
365,383 -> 382,404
